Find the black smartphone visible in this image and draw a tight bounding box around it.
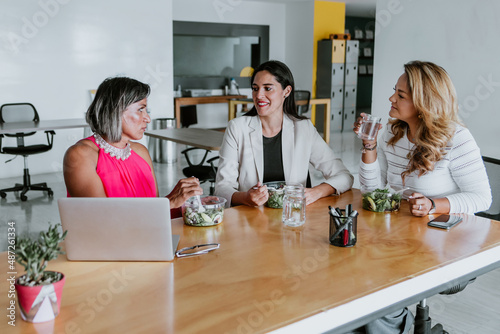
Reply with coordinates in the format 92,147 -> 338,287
427,215 -> 463,230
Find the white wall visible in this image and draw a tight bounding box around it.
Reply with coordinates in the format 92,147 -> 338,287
372,0 -> 500,159
173,0 -> 286,61
0,0 -> 174,178
285,1 -> 315,91
172,0 -> 287,129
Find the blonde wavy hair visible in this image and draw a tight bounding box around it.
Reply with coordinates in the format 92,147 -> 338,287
387,61 -> 463,181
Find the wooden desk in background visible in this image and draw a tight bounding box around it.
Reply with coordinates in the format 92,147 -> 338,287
145,128 -> 224,151
0,118 -> 88,134
2,190 -> 499,333
174,95 -> 246,128
228,98 -> 332,143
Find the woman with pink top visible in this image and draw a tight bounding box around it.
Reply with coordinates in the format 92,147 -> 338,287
63,77 -> 202,216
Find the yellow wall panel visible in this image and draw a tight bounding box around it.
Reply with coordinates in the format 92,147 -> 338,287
312,1 -> 345,98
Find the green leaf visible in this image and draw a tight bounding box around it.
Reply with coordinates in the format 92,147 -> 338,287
15,223 -> 67,285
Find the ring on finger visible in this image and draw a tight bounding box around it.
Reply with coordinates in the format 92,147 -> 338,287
418,204 -> 422,210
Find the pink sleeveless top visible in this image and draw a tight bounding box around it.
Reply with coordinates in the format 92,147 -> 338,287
87,136 -> 157,197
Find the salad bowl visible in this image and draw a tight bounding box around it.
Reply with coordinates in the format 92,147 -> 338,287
182,196 -> 226,226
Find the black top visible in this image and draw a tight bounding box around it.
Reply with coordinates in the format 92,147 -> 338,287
263,130 -> 285,183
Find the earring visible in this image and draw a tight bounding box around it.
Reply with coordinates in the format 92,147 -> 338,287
418,113 -> 422,119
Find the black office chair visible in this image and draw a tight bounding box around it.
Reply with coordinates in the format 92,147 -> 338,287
414,158 -> 497,333
476,156 -> 500,221
0,103 -> 55,201
180,105 -> 198,128
181,148 -> 218,195
294,90 -> 311,116
414,278 -> 475,334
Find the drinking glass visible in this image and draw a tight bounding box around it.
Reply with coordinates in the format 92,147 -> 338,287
357,114 -> 382,141
282,183 -> 306,227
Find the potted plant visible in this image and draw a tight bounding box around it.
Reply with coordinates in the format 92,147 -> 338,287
15,223 -> 67,323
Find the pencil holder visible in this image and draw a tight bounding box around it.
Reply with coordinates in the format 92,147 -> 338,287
329,210 -> 357,247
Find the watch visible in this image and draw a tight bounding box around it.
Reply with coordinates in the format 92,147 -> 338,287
428,198 -> 436,214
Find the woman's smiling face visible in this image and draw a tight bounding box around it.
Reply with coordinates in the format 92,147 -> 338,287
252,70 -> 291,119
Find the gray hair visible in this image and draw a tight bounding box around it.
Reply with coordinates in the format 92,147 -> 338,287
86,77 -> 150,142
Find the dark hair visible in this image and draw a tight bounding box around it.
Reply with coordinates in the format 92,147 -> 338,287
245,60 -> 306,120
86,77 -> 150,142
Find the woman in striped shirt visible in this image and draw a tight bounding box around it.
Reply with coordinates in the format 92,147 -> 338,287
349,61 -> 492,334
355,60 -> 491,217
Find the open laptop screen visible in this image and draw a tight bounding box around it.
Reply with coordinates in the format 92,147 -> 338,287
58,197 -> 179,261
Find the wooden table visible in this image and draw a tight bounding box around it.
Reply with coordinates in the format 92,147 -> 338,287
174,95 -> 247,129
227,98 -> 253,121
0,119 -> 88,134
2,189 -> 500,333
228,98 -> 332,143
145,128 -> 224,151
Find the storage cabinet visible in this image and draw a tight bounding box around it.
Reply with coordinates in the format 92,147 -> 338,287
316,39 -> 359,132
345,17 -> 375,112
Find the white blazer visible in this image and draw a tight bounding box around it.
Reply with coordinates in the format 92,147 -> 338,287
215,114 -> 353,206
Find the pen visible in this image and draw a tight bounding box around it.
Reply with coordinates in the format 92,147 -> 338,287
345,210 -> 358,245
329,206 -> 340,217
343,227 -> 349,246
335,207 -> 343,217
329,207 -> 341,228
346,204 -> 352,216
347,219 -> 353,244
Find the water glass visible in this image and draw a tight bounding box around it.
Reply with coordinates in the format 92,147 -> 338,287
282,183 -> 306,227
357,114 -> 382,141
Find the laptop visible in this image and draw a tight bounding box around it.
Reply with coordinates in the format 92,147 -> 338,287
58,197 -> 179,261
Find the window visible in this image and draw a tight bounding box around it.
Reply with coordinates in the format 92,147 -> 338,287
173,21 -> 269,89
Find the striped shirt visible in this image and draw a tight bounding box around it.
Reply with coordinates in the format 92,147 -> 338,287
359,124 -> 492,214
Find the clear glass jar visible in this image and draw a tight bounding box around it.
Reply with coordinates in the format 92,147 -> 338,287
282,183 -> 306,227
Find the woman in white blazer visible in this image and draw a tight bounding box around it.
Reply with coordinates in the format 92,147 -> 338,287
215,60 -> 353,207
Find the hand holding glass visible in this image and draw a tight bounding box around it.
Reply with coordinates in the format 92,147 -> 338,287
357,114 -> 382,141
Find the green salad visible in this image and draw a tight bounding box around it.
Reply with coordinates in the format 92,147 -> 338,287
362,188 -> 402,212
265,182 -> 286,208
183,196 -> 225,226
183,206 -> 224,226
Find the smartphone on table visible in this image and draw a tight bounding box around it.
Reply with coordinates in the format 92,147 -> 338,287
427,215 -> 463,230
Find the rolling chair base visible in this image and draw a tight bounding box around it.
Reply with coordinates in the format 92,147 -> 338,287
0,168 -> 53,201
414,303 -> 448,334
414,279 -> 474,334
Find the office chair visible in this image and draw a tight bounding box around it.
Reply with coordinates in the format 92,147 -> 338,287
0,103 -> 55,201
294,90 -> 311,116
181,148 -> 218,195
180,105 -> 198,128
414,276 -> 476,333
414,157 -> 497,333
476,156 -> 500,220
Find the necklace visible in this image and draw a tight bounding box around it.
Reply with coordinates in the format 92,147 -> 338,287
93,133 -> 132,161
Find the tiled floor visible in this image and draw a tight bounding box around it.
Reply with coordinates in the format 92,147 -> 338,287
1,131 -> 499,333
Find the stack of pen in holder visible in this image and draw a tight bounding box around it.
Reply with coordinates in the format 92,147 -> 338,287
328,204 -> 358,247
